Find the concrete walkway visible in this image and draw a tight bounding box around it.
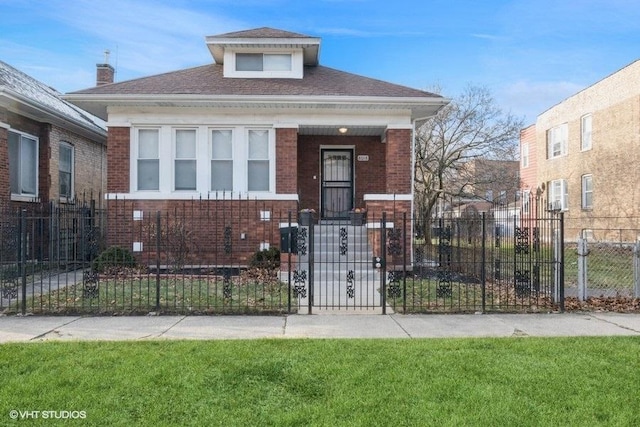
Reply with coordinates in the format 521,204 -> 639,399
1,312 -> 640,343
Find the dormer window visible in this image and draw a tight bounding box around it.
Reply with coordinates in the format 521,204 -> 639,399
224,49 -> 303,79
236,53 -> 292,72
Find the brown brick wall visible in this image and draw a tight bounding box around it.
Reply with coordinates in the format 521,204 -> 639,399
106,199 -> 298,265
276,128 -> 298,193
297,135 -> 386,213
385,128 -> 412,194
107,127 -> 131,193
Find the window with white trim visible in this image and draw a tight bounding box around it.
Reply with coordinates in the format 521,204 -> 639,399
248,129 -> 270,192
549,179 -> 568,211
137,129 -> 160,191
8,130 -> 38,197
581,114 -> 592,151
236,53 -> 292,71
211,129 -> 233,191
581,174 -> 593,209
174,129 -> 197,191
547,124 -> 568,158
521,143 -> 529,168
59,142 -> 74,199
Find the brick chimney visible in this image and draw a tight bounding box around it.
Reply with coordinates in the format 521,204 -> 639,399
96,63 -> 114,86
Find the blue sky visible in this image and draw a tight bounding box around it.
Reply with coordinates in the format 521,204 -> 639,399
2,0 -> 640,124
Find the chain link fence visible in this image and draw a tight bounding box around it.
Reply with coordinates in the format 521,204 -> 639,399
564,227 -> 640,300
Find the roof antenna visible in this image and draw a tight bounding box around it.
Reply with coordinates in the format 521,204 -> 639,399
104,49 -> 111,65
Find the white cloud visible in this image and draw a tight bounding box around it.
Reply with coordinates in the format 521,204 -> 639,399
44,0 -> 247,83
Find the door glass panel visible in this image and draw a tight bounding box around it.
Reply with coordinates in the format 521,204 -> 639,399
321,150 -> 353,218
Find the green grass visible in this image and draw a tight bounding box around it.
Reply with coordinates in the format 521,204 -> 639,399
3,274 -> 292,315
1,337 -> 639,426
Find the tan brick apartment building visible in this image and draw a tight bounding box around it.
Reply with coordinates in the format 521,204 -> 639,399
520,59 -> 640,240
66,27 -> 449,263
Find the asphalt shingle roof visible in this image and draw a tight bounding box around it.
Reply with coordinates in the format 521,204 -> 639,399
0,60 -> 105,134
70,64 -> 440,99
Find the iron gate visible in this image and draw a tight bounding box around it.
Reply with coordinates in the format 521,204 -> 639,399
287,211 -> 565,314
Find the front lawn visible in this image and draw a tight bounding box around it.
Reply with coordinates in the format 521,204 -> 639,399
1,337 -> 639,425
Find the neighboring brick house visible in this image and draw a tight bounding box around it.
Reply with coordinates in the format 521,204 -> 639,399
66,27 -> 448,263
0,61 -> 107,208
519,59 -> 640,240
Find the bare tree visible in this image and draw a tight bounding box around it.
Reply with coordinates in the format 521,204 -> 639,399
414,85 -> 523,240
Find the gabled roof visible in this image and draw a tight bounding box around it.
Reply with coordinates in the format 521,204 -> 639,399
211,27 -> 313,39
205,26 -> 321,65
0,61 -> 106,140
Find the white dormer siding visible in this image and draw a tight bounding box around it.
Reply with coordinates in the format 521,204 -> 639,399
223,48 -> 304,79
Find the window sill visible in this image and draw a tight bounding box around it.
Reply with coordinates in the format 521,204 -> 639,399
10,194 -> 39,203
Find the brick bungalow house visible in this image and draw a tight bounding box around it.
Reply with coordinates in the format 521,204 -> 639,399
0,61 -> 107,207
0,61 -> 107,262
66,27 -> 448,265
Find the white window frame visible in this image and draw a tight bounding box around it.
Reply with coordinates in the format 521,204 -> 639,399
173,128 -> 198,192
521,142 -> 529,168
130,125 -> 276,197
8,129 -> 39,200
581,174 -> 593,210
210,128 -> 234,193
547,124 -> 568,159
133,128 -> 161,192
224,48 -> 304,79
581,114 -> 592,151
549,179 -> 568,211
59,142 -> 74,201
246,128 -> 274,193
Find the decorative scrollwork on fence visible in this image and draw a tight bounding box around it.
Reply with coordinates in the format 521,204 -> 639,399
339,227 -> 348,256
387,271 -> 402,298
82,270 -> 99,299
0,270 -> 20,300
387,228 -> 402,256
222,268 -> 232,299
346,270 -> 355,298
436,271 -> 453,297
514,270 -> 531,297
293,270 -> 307,298
297,227 -> 308,256
515,227 -> 530,254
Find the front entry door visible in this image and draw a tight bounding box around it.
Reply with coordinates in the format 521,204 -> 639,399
321,149 -> 354,219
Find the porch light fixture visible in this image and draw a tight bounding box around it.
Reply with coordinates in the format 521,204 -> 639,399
338,127 -> 348,134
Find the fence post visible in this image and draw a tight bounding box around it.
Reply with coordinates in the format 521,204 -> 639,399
19,209 -> 27,315
308,221 -> 314,315
155,211 -> 161,311
634,241 -> 640,298
553,222 -> 561,310
287,211 -> 292,314
481,212 -> 486,313
577,237 -> 588,301
380,212 -> 387,315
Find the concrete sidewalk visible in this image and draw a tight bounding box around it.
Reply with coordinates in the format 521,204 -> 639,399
1,312 -> 640,343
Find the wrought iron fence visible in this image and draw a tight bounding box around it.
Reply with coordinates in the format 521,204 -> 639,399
1,198 -> 566,315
